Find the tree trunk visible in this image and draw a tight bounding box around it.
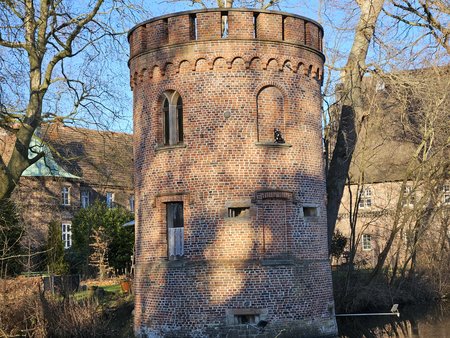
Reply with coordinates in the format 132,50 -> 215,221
326,0 -> 385,248
0,69 -> 44,201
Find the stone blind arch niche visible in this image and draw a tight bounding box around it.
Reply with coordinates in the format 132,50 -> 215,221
160,90 -> 183,146
257,85 -> 285,143
254,190 -> 294,257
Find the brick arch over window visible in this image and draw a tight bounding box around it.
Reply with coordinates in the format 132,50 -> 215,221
256,86 -> 285,143
160,90 -> 183,146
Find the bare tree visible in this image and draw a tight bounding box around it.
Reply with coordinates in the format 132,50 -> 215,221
366,66 -> 450,283
0,0 -> 146,202
386,0 -> 450,54
89,226 -> 112,280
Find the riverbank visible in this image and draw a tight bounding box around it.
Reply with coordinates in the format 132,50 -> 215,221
337,302 -> 450,337
332,268 -> 445,314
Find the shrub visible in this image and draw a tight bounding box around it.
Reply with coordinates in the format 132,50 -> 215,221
0,277 -> 110,337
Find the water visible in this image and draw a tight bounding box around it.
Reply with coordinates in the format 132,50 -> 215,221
337,303 -> 450,337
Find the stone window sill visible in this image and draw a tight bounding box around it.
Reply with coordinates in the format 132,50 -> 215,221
155,143 -> 187,152
255,142 -> 292,148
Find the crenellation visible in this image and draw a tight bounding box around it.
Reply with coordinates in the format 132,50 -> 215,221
128,9 -> 324,60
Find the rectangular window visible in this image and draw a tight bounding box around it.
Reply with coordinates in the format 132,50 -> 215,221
106,192 -> 114,208
129,195 -> 135,212
62,223 -> 72,249
167,202 -> 184,258
226,308 -> 267,326
81,190 -> 90,209
303,206 -> 318,218
61,186 -> 70,206
402,186 -> 415,207
362,234 -> 372,251
359,188 -> 372,209
443,185 -> 450,205
228,207 -> 250,218
234,314 -> 260,325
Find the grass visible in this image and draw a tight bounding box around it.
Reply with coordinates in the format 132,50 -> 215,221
101,284 -> 122,293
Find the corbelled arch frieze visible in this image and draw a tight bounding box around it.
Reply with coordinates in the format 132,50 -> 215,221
131,54 -> 323,87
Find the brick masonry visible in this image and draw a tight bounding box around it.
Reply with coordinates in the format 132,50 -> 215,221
129,8 -> 337,338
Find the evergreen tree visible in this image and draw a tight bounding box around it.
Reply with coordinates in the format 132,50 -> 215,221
70,201 -> 134,276
46,220 -> 67,274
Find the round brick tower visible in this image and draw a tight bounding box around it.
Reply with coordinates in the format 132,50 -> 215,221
129,8 -> 337,338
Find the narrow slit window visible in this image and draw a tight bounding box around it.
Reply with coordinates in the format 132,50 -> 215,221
253,13 -> 258,39
282,16 -> 286,41
228,207 -> 250,218
163,98 -> 170,145
190,14 -> 198,40
221,13 -> 229,38
177,96 -> 183,143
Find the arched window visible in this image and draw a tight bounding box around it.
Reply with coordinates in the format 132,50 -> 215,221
161,91 -> 183,146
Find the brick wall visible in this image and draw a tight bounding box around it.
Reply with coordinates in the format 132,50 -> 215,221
130,8 -> 336,338
14,177 -> 133,251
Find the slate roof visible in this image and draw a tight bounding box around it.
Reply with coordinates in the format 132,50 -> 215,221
343,66 -> 450,184
39,124 -> 134,188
